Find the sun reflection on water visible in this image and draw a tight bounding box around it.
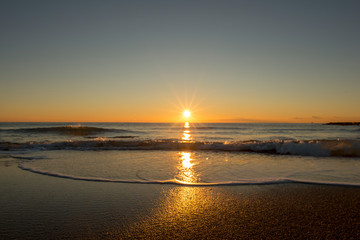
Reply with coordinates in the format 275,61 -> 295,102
182,132 -> 191,141
182,122 -> 192,141
177,152 -> 197,184
181,152 -> 193,169
178,121 -> 198,183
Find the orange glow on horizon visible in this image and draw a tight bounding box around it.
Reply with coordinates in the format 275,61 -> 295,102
1,98 -> 359,123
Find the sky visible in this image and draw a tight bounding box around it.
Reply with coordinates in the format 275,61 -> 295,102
1,0 -> 359,123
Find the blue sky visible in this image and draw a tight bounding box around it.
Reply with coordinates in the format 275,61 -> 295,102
1,0 -> 359,122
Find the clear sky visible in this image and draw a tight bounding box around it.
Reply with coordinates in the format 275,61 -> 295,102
1,0 -> 359,123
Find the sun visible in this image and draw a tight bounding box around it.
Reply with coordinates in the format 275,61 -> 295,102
183,110 -> 191,118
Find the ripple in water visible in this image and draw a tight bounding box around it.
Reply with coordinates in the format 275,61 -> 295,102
16,150 -> 360,186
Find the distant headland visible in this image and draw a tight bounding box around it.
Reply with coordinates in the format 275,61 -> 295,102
325,122 -> 360,126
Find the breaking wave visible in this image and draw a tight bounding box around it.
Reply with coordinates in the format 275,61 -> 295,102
2,139 -> 360,157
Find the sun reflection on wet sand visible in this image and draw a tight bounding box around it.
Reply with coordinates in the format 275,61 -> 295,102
121,186 -> 227,239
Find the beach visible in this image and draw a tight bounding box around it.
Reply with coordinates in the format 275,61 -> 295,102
1,156 -> 360,240
2,0 -> 360,238
1,122 -> 360,239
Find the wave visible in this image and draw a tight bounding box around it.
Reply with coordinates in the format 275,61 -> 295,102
190,127 -> 246,130
10,155 -> 48,160
1,125 -> 135,136
2,139 -> 360,157
17,163 -> 360,187
84,135 -> 138,139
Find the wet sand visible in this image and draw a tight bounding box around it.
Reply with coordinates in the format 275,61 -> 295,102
1,157 -> 360,239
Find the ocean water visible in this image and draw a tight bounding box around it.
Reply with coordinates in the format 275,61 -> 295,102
1,122 -> 360,186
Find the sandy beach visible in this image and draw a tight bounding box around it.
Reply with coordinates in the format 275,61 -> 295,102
1,156 -> 360,240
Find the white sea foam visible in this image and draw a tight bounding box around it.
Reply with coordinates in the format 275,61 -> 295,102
2,139 -> 360,157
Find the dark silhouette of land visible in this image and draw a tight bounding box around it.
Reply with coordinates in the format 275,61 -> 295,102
325,122 -> 360,126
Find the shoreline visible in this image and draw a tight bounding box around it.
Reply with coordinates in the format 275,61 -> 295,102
17,162 -> 360,187
1,159 -> 360,239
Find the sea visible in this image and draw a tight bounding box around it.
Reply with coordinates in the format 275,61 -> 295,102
1,122 -> 360,186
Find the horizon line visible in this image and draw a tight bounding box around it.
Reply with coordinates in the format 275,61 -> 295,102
0,121 -> 327,124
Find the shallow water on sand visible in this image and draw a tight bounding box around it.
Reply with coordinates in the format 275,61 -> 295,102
15,150 -> 360,186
